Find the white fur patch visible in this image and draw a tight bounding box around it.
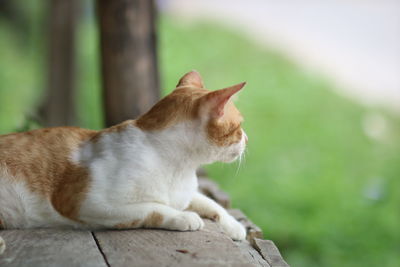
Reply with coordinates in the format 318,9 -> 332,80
0,178 -> 80,228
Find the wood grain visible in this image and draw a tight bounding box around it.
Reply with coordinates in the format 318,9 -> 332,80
0,216 -> 288,266
237,241 -> 271,267
0,229 -> 107,267
253,238 -> 290,267
93,220 -> 257,267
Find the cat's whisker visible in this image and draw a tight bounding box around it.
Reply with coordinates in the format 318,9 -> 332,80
242,152 -> 246,165
234,153 -> 244,177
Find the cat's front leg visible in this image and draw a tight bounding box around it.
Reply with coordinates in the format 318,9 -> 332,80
0,236 -> 5,254
165,210 -> 204,231
82,202 -> 204,231
187,192 -> 246,241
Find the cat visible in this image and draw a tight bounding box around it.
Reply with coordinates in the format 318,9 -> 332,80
0,71 -> 248,255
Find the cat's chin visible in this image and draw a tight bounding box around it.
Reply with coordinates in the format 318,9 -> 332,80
220,152 -> 242,163
221,158 -> 238,163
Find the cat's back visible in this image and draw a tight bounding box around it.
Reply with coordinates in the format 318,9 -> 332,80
0,126 -> 97,160
0,127 -> 97,185
0,126 -> 97,149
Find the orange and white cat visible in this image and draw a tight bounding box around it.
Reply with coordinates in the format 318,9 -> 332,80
0,71 -> 248,254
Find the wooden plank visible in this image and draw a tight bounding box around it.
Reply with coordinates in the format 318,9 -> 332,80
253,238 -> 290,267
236,241 -> 271,267
0,229 -> 107,267
229,209 -> 263,241
94,220 -> 257,267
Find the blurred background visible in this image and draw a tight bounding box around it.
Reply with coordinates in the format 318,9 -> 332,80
0,0 -> 399,266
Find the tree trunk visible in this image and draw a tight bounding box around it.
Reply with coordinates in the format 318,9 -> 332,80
97,0 -> 160,127
40,0 -> 78,127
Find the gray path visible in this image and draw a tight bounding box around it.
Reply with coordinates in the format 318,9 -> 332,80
162,0 -> 400,113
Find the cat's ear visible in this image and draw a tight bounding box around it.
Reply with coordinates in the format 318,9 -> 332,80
176,70 -> 204,88
204,82 -> 246,118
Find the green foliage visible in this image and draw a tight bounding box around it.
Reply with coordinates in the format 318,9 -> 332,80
159,18 -> 400,267
0,16 -> 43,133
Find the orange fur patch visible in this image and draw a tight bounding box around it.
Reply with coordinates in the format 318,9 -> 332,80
209,213 -> 220,222
206,101 -> 243,146
114,219 -> 141,229
113,211 -> 163,229
136,88 -> 208,131
143,211 -> 164,228
0,127 -> 97,221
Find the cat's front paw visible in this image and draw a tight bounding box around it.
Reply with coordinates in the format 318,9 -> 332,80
222,217 -> 247,241
166,211 -> 204,231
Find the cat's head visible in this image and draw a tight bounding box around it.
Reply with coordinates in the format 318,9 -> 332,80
136,71 -> 247,164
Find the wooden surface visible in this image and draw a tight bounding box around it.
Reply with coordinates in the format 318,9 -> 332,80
253,239 -> 290,267
0,216 -> 288,267
95,221 -> 255,267
98,0 -> 160,126
0,229 -> 106,267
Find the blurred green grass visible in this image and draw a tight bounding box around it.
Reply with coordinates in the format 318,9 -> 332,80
0,22 -> 41,132
0,10 -> 399,267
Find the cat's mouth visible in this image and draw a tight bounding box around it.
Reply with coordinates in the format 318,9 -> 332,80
222,148 -> 244,163
231,151 -> 241,159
